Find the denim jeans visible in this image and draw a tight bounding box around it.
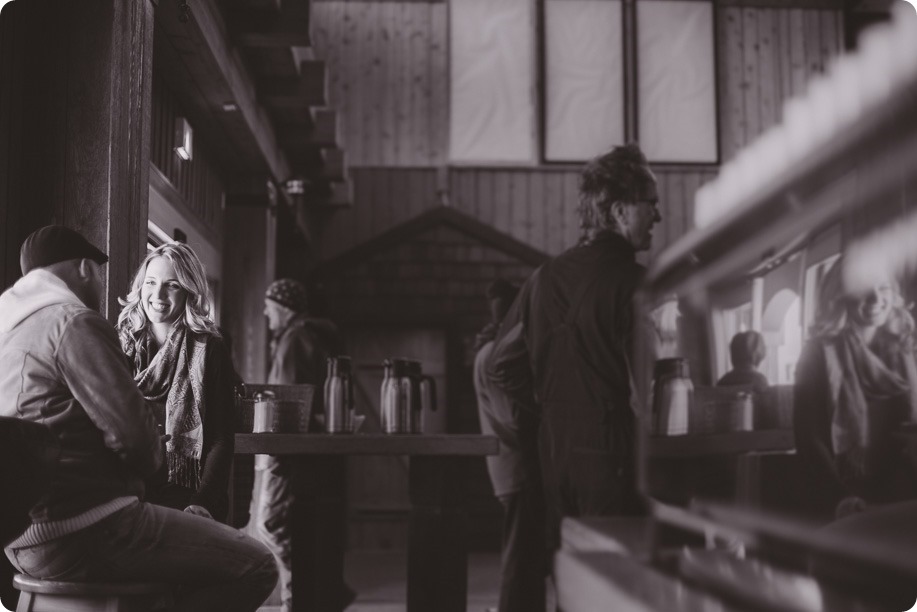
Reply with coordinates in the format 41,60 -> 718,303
247,455 -> 293,612
5,500 -> 278,612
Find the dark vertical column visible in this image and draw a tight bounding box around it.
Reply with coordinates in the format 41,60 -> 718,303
623,0 -> 639,144
223,193 -> 277,385
289,455 -> 348,612
408,455 -> 468,612
0,0 -> 153,318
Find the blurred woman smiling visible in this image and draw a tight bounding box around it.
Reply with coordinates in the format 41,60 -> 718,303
794,261 -> 917,522
117,242 -> 235,522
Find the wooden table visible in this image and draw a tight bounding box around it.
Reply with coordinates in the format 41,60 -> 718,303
235,433 -> 498,612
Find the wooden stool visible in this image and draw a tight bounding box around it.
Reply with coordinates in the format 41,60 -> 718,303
13,574 -> 171,612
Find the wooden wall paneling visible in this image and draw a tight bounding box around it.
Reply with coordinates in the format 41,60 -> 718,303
428,1 -> 448,165
451,169 -> 473,216
757,10 -> 778,132
527,172 -> 545,250
742,9 -> 761,143
492,171 -> 512,242
509,172 -> 528,249
544,171 -> 564,256
668,171 -> 687,249
378,2 -> 395,165
367,3 -> 385,165
355,168 -> 379,252
803,10 -> 824,77
392,2 -> 410,166
682,171 -> 702,237
776,9 -> 792,104
562,171 -> 580,252
788,10 -> 807,97
719,7 -> 745,162
821,10 -> 842,58
409,5 -> 429,163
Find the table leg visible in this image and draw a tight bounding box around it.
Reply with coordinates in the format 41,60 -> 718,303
407,456 -> 468,612
289,455 -> 347,612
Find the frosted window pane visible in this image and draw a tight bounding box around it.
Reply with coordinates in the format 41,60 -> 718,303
638,1 -> 717,162
450,0 -> 536,163
545,0 -> 624,162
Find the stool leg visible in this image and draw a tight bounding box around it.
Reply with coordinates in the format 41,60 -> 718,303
15,591 -> 34,612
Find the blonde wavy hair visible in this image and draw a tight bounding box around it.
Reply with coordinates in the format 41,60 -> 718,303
117,242 -> 219,342
810,259 -> 915,343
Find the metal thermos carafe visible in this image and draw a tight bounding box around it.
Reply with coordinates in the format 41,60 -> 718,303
381,359 -> 412,434
410,361 -> 437,434
652,358 -> 693,436
325,356 -> 354,434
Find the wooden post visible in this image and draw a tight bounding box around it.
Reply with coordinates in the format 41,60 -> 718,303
407,455 -> 468,612
0,0 -> 153,319
223,193 -> 278,384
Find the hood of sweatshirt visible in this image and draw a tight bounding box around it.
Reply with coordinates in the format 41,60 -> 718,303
0,269 -> 87,333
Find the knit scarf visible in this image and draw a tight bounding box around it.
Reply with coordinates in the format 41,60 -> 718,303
829,327 -> 917,479
127,326 -> 208,490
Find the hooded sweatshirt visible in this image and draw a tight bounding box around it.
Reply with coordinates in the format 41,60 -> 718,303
0,270 -> 162,547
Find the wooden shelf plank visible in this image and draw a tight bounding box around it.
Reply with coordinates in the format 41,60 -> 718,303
235,433 -> 499,456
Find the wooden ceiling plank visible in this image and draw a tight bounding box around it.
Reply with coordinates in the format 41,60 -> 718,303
321,148 -> 347,181
234,0 -> 311,48
260,60 -> 327,108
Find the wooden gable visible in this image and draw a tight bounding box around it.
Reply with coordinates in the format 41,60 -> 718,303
312,207 -> 548,327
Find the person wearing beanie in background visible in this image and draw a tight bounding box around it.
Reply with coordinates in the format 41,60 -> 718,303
474,278 -> 546,612
248,278 -> 349,612
0,226 -> 277,612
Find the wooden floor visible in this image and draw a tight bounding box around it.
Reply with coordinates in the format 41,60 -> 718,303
258,550 -> 503,612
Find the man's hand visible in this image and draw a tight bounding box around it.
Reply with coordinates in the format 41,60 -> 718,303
183,504 -> 213,519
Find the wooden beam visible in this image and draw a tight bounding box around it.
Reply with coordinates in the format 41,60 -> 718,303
321,149 -> 347,181
157,0 -> 290,182
259,60 -> 326,108
324,180 -> 353,208
232,0 -> 311,48
310,109 -> 338,146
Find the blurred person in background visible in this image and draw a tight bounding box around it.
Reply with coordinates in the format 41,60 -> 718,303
117,242 -> 237,523
717,330 -> 769,392
794,260 -> 917,522
249,279 -> 349,612
475,279 -> 546,612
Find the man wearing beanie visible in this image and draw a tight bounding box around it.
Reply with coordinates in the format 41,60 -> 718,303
249,278 -> 349,611
474,278 -> 547,612
0,226 -> 277,611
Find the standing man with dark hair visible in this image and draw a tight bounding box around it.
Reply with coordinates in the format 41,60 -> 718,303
474,279 -> 546,612
495,144 -> 662,552
249,278 -> 348,612
0,226 -> 277,612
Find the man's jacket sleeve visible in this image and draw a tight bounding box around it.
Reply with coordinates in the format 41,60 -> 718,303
57,311 -> 162,478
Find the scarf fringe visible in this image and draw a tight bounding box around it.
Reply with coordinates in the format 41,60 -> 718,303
167,451 -> 201,491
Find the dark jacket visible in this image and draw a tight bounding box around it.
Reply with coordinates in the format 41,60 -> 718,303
794,333 -> 917,520
716,367 -> 769,392
494,232 -> 645,531
141,334 -> 236,522
0,270 -> 162,527
270,315 -> 341,413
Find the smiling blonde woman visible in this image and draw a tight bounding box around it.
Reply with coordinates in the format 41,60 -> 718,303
117,242 -> 236,523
